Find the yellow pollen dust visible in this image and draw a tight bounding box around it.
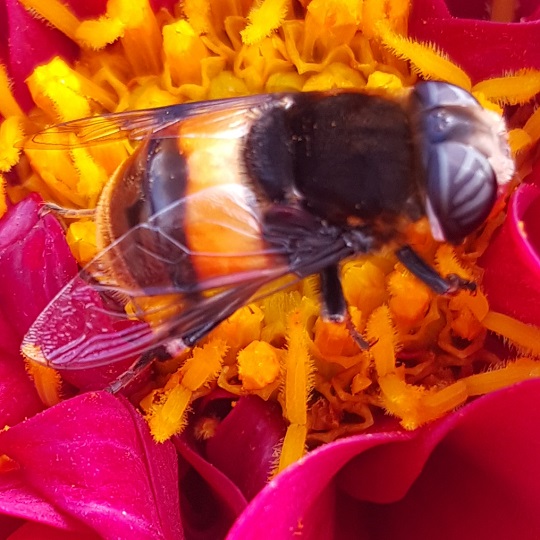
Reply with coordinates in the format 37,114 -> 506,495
6,0 -> 540,461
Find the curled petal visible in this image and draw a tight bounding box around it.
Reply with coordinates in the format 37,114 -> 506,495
227,380 -> 540,539
174,435 -> 247,540
0,194 -> 77,339
0,392 -> 183,539
205,396 -> 287,500
480,182 -> 540,326
0,195 -> 75,424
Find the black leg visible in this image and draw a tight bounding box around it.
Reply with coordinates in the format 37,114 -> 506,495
320,265 -> 370,350
395,245 -> 476,295
320,265 -> 347,322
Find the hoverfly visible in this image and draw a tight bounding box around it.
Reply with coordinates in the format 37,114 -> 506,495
21,82 -> 514,391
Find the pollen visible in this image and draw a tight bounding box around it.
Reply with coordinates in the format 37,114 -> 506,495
66,221 -> 98,266
238,341 -> 281,390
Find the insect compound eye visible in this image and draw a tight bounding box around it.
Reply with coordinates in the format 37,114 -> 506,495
425,141 -> 497,244
413,81 -> 480,112
421,107 -> 478,145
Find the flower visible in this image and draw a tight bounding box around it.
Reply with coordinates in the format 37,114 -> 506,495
1,0 -> 540,538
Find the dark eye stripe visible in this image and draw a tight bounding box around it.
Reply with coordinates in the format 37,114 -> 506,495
426,141 -> 496,243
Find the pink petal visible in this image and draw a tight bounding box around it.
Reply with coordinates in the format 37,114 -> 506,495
7,522 -> 100,540
204,396 -> 287,500
227,380 -> 540,539
480,182 -> 540,326
443,0 -> 540,21
0,194 -> 77,339
0,195 -> 76,425
0,392 -> 183,540
409,0 -> 540,81
174,434 -> 247,539
1,0 -> 78,112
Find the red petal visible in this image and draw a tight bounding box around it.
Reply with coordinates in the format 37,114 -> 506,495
204,396 -> 287,501
0,195 -> 76,426
480,181 -> 540,326
7,522 -> 100,540
0,392 -> 183,540
1,0 -> 78,112
174,435 -> 247,540
227,380 -> 540,539
0,194 -> 77,339
409,0 -> 540,81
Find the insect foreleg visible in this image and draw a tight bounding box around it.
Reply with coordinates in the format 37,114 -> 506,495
395,245 -> 476,294
320,264 -> 370,350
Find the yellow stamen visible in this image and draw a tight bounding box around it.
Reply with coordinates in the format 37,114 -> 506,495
25,361 -> 62,407
366,305 -> 398,377
435,244 -> 473,281
276,423 -> 307,472
147,381 -> 192,443
26,57 -> 116,122
0,117 -> 24,172
146,339 -> 228,442
19,0 -> 81,43
377,25 -> 472,90
464,357 -> 540,395
282,311 -> 312,426
507,128 -> 532,155
0,66 -> 24,118
75,17 -> 126,49
275,310 -> 313,473
0,175 -> 6,218
241,0 -> 289,45
523,106 -> 540,145
472,70 -> 540,106
482,311 -> 540,356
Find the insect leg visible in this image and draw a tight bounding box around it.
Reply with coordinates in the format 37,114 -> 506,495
39,202 -> 96,219
105,345 -> 172,394
320,265 -> 370,350
395,245 -> 476,294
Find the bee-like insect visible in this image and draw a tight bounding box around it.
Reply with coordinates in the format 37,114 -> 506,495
21,82 -> 514,389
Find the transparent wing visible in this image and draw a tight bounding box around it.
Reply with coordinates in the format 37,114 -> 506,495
28,93 -> 289,147
22,184 -> 353,370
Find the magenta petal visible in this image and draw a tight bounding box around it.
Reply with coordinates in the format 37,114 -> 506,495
174,436 -> 247,540
0,195 -> 75,425
0,469 -> 85,532
7,522 -> 101,540
227,380 -> 540,539
2,0 -> 78,112
205,396 -> 287,500
480,183 -> 540,326
0,392 -> 183,540
409,0 -> 540,81
0,347 -> 43,427
0,194 -> 77,339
